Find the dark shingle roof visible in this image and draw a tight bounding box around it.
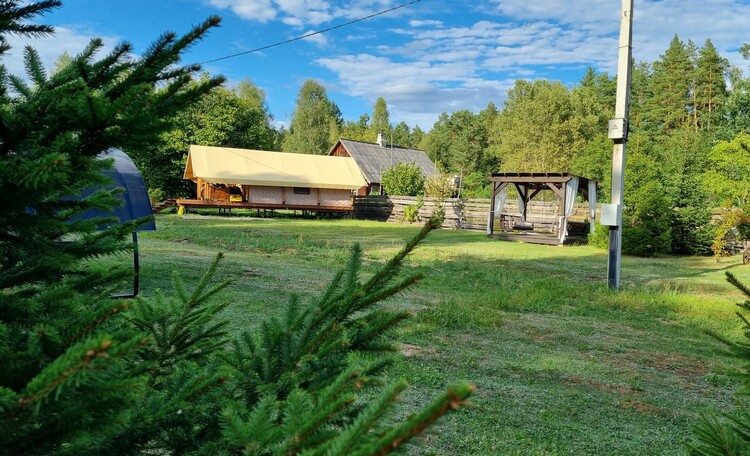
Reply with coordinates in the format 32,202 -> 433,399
337,139 -> 438,185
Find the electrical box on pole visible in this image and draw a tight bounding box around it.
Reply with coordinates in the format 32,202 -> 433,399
607,118 -> 628,140
607,0 -> 634,290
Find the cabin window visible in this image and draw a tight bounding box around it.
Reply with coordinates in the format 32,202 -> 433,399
293,187 -> 311,195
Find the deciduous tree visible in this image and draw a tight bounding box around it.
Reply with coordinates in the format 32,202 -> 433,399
130,79 -> 278,197
497,79 -> 583,172
370,96 -> 391,141
283,79 -> 340,154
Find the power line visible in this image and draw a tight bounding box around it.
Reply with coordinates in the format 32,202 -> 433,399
200,0 -> 424,65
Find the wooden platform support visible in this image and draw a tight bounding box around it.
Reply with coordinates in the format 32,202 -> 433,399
175,199 -> 353,213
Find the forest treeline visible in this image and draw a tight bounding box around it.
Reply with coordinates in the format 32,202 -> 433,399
132,35 -> 750,256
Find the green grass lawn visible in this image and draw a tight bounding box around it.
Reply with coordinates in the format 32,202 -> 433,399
103,214 -> 750,455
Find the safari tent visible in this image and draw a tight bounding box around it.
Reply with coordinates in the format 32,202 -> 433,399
178,145 -> 366,212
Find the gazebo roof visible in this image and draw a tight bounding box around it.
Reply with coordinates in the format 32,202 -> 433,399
489,172 -> 593,186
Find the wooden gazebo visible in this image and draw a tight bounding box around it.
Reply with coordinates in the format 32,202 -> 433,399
487,173 -> 597,245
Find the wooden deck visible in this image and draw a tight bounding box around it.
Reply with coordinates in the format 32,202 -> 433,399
488,231 -> 589,246
176,199 -> 354,213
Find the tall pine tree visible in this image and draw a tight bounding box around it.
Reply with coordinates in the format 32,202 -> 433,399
645,35 -> 693,136
694,39 -> 729,131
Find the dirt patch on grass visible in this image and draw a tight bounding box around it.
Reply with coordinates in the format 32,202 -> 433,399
565,375 -> 640,396
643,353 -> 711,377
399,343 -> 435,357
620,398 -> 661,414
242,268 -> 262,277
566,376 -> 662,414
605,350 -> 711,378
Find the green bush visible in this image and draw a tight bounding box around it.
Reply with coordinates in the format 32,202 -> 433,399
148,187 -> 166,206
458,171 -> 491,198
404,196 -> 424,223
588,223 -> 610,249
424,173 -> 454,199
381,162 -> 425,196
622,182 -> 674,256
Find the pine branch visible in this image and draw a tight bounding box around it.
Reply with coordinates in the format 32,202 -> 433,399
329,381 -> 409,455
726,272 -> 750,300
360,383 -> 475,456
20,335 -> 150,410
361,218 -> 440,294
65,301 -> 130,347
0,1 -> 60,47
350,273 -> 424,314
23,45 -> 46,87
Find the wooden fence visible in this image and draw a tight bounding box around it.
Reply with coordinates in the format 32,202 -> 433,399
353,196 -> 594,231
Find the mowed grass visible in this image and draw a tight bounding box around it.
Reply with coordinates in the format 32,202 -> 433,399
100,214 -> 750,455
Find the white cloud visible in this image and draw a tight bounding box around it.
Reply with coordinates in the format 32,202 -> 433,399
205,0 -> 277,22
302,30 -> 329,47
282,17 -> 304,27
205,0 -> 397,27
487,0 -> 750,68
316,53 -> 511,127
3,26 -> 119,78
409,19 -> 443,27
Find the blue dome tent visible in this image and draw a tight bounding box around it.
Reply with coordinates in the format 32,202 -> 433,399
78,148 -> 155,298
97,148 -> 156,232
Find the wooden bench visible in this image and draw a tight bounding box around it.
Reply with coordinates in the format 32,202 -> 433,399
499,214 -> 535,231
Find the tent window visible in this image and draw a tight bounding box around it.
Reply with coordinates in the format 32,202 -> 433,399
293,187 -> 311,195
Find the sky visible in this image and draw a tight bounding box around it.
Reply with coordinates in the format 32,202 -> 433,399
4,0 -> 750,130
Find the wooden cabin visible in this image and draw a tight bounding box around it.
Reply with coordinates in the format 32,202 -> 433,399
177,145 -> 366,212
328,135 -> 438,195
487,173 -> 598,245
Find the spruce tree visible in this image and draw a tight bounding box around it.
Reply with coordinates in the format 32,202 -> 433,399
217,219 -> 473,454
0,1 -> 226,453
690,272 -> 750,455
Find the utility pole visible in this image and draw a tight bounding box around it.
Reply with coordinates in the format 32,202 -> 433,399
607,0 -> 634,289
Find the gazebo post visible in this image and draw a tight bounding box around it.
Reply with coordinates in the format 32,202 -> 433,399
559,182 -> 567,244
488,181 -> 497,234
588,180 -> 597,233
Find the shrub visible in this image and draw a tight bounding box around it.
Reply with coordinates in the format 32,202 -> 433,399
403,196 -> 424,223
424,173 -> 454,199
458,171 -> 492,198
148,187 -> 166,206
622,181 -> 673,256
711,203 -> 745,260
382,162 -> 425,196
588,222 -> 610,249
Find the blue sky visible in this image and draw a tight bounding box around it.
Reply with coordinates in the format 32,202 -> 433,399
5,0 -> 750,130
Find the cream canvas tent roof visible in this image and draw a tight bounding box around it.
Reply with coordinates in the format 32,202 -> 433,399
184,145 -> 366,190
